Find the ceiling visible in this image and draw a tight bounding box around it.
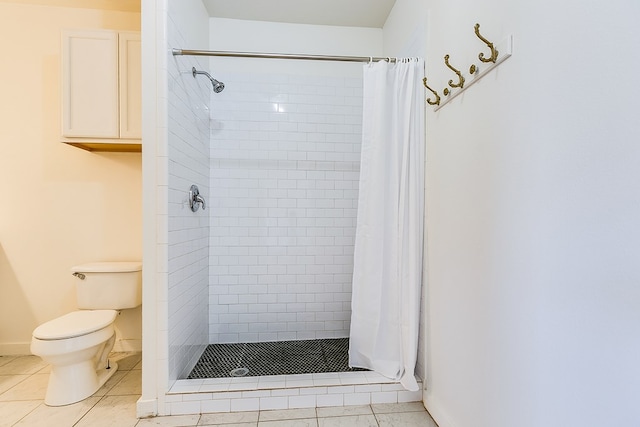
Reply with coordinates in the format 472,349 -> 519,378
201,0 -> 397,28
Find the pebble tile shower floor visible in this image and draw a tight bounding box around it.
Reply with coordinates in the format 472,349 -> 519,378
188,338 -> 365,378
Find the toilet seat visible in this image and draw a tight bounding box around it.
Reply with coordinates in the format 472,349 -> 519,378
33,310 -> 117,340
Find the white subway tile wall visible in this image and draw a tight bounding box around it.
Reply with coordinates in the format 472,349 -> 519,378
166,11 -> 210,381
208,72 -> 363,343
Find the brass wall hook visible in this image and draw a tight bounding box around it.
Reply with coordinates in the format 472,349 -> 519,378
422,77 -> 441,106
444,54 -> 465,89
474,23 -> 498,63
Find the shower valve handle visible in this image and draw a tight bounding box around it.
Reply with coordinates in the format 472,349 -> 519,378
189,184 -> 206,212
195,194 -> 206,210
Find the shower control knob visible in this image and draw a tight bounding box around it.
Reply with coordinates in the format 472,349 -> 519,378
189,184 -> 206,212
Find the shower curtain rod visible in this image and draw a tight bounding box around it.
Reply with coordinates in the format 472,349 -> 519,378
172,48 -> 398,63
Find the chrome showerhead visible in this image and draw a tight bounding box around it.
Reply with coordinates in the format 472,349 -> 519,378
192,67 -> 225,93
211,79 -> 225,93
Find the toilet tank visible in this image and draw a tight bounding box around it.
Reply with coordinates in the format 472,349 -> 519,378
72,262 -> 142,309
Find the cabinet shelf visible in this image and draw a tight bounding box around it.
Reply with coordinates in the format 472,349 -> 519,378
62,140 -> 141,153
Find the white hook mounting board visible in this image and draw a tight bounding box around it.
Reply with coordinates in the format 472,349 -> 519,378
434,34 -> 513,112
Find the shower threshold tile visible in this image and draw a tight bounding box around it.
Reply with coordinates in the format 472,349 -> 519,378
312,373 -> 337,379
339,371 -> 366,378
257,380 -> 287,390
169,381 -> 202,394
199,383 -> 229,392
313,378 -> 342,387
230,376 -> 261,383
311,373 -> 342,386
202,378 -> 232,385
228,381 -> 258,391
284,374 -> 314,381
259,375 -> 287,382
339,372 -> 368,385
285,379 -> 315,388
364,372 -> 394,383
340,377 -> 368,385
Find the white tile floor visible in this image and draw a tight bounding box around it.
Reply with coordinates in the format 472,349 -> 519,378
0,353 -> 438,426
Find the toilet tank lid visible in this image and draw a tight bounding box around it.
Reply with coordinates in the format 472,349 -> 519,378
71,261 -> 142,273
33,310 -> 117,340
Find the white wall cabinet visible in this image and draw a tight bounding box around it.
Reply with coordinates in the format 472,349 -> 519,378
62,29 -> 141,152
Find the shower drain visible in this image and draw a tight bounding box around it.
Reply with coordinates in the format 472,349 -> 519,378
230,367 -> 249,377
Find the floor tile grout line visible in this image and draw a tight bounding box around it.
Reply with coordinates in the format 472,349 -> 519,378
2,353 -> 436,427
10,400 -> 39,427
69,392 -> 104,427
2,353 -> 142,427
0,373 -> 31,398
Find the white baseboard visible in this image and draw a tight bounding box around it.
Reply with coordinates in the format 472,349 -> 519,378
0,342 -> 31,355
137,398 -> 158,418
424,389 -> 456,427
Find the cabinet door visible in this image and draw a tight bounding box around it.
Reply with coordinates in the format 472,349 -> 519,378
62,30 -> 119,138
118,32 -> 141,139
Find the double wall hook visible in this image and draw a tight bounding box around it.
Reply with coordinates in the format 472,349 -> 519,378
444,54 -> 465,89
474,23 -> 499,63
423,77 -> 441,106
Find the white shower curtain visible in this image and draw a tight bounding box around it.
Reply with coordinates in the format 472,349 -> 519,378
349,58 -> 425,391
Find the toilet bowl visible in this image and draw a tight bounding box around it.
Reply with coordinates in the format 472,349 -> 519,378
30,262 -> 141,406
31,310 -> 119,406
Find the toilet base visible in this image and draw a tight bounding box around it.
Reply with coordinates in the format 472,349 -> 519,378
44,361 -> 118,406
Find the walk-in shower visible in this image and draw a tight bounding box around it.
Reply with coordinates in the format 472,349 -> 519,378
190,63 -> 364,379
149,2 -> 427,416
169,46 -> 375,380
167,46 -> 422,394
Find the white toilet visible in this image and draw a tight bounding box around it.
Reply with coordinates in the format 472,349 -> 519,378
30,261 -> 142,406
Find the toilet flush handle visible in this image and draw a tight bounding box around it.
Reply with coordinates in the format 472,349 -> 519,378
72,272 -> 85,280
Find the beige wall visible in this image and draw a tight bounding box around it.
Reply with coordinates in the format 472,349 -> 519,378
0,1 -> 142,354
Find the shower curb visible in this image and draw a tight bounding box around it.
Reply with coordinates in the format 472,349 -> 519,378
164,372 -> 422,415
